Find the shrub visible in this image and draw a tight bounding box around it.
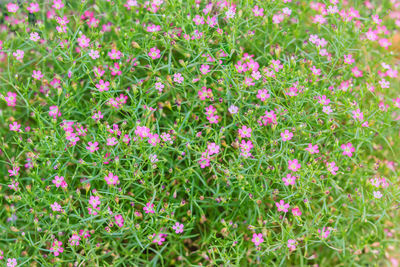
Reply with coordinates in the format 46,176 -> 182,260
0,0 -> 399,266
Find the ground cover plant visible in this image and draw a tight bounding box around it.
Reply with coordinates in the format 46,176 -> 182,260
0,0 -> 400,266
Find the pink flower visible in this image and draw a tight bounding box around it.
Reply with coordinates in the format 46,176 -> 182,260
200,64 -> 210,75
291,207 -> 302,216
256,89 -> 270,101
89,196 -> 101,208
173,73 -> 184,84
318,227 -> 331,239
305,143 -> 319,154
207,143 -> 220,155
198,87 -> 211,100
5,92 -> 17,107
110,63 -> 122,76
9,122 -> 21,132
148,133 -> 160,146
238,125 -> 252,138
322,105 -> 333,114
276,200 -> 290,212
105,172 -> 119,186
206,16 -> 217,27
351,66 -> 363,77
69,234 -> 81,246
52,0 -> 64,10
77,35 -> 90,48
8,180 -> 19,191
252,233 -> 264,246
282,173 -> 296,186
50,239 -> 64,256
96,80 -> 110,92
327,161 -> 338,175
172,222 -> 184,233
108,49 -> 122,59
287,239 -> 297,251
229,105 -> 239,114
155,82 -> 164,93
379,79 -> 390,89
52,175 -> 67,188
49,106 -> 61,119
193,15 -> 205,25
317,95 -> 330,105
13,50 -> 24,61
341,142 -> 355,157
281,130 -> 293,141
207,115 -> 219,124
311,65 -> 321,76
86,141 -> 99,152
199,152 -> 210,168
373,191 -> 383,199
252,5 -> 264,17
7,3 -> 19,13
288,159 -> 301,172
8,166 -> 20,177
272,12 -> 284,24
7,258 -> 17,267
114,214 -> 124,227
51,202 -> 62,212
32,70 -> 43,80
152,233 -> 167,245
240,140 -> 253,152
89,49 -> 100,59
106,137 -> 118,146
344,54 -> 355,64
282,7 -> 292,16
352,109 -> 364,121
148,47 -> 161,59
143,202 -> 155,214
378,38 -> 391,49
27,2 -> 40,13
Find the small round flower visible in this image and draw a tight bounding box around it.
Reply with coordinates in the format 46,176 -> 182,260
238,125 -> 252,138
77,34 -> 90,48
7,258 -> 17,267
50,239 -> 64,256
148,47 -> 161,59
282,173 -> 296,186
172,222 -> 184,233
251,233 -> 264,246
114,214 -> 124,227
287,239 -> 297,251
105,172 -> 119,186
152,233 -> 167,245
143,202 -> 155,214
281,130 -> 293,141
288,159 -> 301,172
7,3 -> 19,13
276,200 -> 290,212
228,105 -> 239,114
373,191 -> 383,199
341,142 -> 355,157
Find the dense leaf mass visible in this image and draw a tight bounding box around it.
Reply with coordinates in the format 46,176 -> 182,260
0,0 -> 399,266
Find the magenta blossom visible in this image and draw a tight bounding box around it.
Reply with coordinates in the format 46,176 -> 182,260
288,159 -> 301,172
281,130 -> 293,141
50,239 -> 64,256
152,233 -> 167,245
105,172 -> 119,186
172,222 -> 184,234
252,233 -> 264,246
341,142 -> 355,157
276,200 -> 290,212
148,47 -> 161,59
